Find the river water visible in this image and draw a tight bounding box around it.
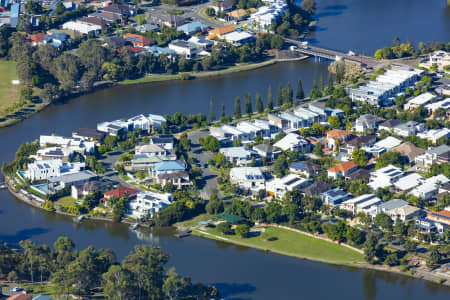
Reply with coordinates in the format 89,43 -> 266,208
1,0 -> 450,299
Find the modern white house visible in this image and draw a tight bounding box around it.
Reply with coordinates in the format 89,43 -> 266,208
417,128 -> 450,144
368,165 -> 404,190
404,92 -> 435,110
415,145 -> 450,168
354,114 -> 377,133
62,20 -> 101,35
148,114 -> 167,130
24,159 -> 85,181
220,146 -> 259,166
222,31 -> 254,46
168,39 -> 200,59
128,191 -> 173,219
266,174 -> 310,199
230,167 -> 265,192
393,121 -> 425,137
273,133 -> 310,152
340,194 -> 381,214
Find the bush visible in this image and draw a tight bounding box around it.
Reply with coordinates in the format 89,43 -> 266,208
235,224 -> 250,238
217,221 -> 232,235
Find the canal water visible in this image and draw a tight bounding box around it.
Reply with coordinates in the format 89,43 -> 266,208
1,0 -> 450,299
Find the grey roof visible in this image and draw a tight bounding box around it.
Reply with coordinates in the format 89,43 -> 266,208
428,144 -> 450,156
377,199 -> 408,211
253,144 -> 273,153
49,170 -> 98,185
380,119 -> 402,128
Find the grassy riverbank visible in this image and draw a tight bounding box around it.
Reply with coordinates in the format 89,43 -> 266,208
118,58 -> 300,86
0,60 -> 20,111
194,225 -> 365,264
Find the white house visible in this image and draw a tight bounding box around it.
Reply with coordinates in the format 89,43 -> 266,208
417,128 -> 450,144
273,133 -> 310,152
127,114 -> 150,131
393,173 -> 424,192
266,174 -> 310,199
229,167 -> 265,192
393,121 -> 425,137
24,159 -> 85,181
148,114 -> 166,130
404,92 -> 435,110
415,145 -> 450,168
354,114 -> 377,133
168,40 -> 200,59
368,165 -> 404,190
222,31 -> 254,46
409,175 -> 449,200
340,194 -> 381,214
220,147 -> 259,166
128,191 -> 173,219
62,21 -> 101,35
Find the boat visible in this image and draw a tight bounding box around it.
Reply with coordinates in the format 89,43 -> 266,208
74,215 -> 84,223
131,223 -> 139,230
0,184 -> 7,189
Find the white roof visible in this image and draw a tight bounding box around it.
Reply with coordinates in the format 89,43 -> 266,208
267,174 -> 308,189
148,114 -> 166,123
230,167 -> 264,181
405,92 -> 435,106
40,135 -> 72,146
341,194 -> 375,205
417,128 -> 450,141
425,98 -> 450,112
222,31 -> 253,42
394,173 -> 424,191
220,146 -> 255,158
425,174 -> 449,185
273,133 -> 308,151
374,136 -> 402,150
357,198 -> 382,210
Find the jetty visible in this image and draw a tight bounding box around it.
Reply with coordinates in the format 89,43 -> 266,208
74,215 -> 85,223
175,229 -> 192,238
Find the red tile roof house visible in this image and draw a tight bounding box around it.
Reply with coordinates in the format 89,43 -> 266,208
123,33 -> 155,47
326,129 -> 353,150
101,186 -> 139,205
27,32 -> 45,46
327,161 -> 359,179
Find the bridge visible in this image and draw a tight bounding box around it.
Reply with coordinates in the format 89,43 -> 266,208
284,38 -> 378,67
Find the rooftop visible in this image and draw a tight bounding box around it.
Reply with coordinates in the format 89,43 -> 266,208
328,161 -> 358,173
104,186 -> 139,199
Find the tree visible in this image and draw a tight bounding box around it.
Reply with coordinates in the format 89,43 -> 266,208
234,97 -> 241,119
276,83 -> 283,107
374,212 -> 393,231
273,154 -> 288,177
267,85 -> 273,110
301,0 -> 316,14
328,116 -> 341,129
404,240 -> 418,252
384,253 -> 399,266
244,93 -> 252,117
352,148 -> 368,166
209,98 -> 215,121
363,233 -> 379,263
19,240 -> 37,282
102,265 -> 135,300
217,222 -> 232,235
205,192 -> 223,215
346,226 -> 366,245
198,136 -> 220,152
375,151 -> 402,169
235,224 -> 250,238
256,93 -> 264,114
428,247 -> 441,266
296,78 -> 304,100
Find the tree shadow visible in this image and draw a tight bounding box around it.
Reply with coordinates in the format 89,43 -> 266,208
0,227 -> 50,245
323,5 -> 348,11
212,282 -> 256,299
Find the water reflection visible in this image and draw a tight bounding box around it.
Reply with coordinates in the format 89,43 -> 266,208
363,270 -> 377,300
212,282 -> 256,300
0,227 -> 50,245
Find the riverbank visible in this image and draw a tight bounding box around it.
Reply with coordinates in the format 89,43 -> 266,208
192,224 -> 450,287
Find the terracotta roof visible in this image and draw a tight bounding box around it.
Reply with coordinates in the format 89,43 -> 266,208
123,33 -> 154,47
227,8 -> 247,18
207,25 -> 236,38
104,186 -> 139,199
27,32 -> 45,43
391,142 -> 425,162
327,129 -> 351,140
128,46 -> 146,54
328,161 -> 358,173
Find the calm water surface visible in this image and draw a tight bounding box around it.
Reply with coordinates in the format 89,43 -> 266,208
1,1 -> 450,298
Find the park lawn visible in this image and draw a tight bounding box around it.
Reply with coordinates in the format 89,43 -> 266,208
57,196 -> 78,206
196,226 -> 365,264
173,213 -> 212,230
0,60 -> 20,110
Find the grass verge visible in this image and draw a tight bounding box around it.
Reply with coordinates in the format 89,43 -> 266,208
0,59 -> 20,110
194,226 -> 365,264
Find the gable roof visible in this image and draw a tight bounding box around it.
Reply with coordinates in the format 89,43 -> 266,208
379,119 -> 402,128
104,186 -> 139,198
207,25 -> 236,38
391,142 -> 425,162
328,161 -> 358,173
154,160 -> 185,172
326,129 -> 351,140
123,33 -> 154,46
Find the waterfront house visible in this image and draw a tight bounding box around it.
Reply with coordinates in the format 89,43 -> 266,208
222,31 -> 254,46
102,186 -> 139,204
168,40 -> 201,59
229,167 -> 265,193
266,174 -> 310,199
72,128 -> 105,143
327,161 -> 358,179
71,180 -> 113,199
148,114 -> 167,131
127,114 -> 151,131
150,135 -> 174,150
187,35 -> 215,51
48,170 -> 98,188
341,194 -> 378,214
128,191 -> 172,219
25,159 -> 85,181
268,113 -> 289,130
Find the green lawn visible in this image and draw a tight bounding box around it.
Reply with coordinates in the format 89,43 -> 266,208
57,196 -> 78,206
0,59 -> 20,110
174,213 -> 213,229
195,226 -> 365,264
